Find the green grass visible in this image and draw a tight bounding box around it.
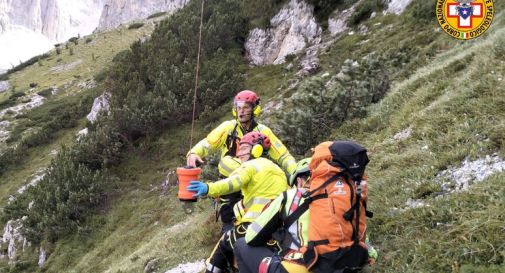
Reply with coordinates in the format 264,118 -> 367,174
330,16 -> 505,272
1,3 -> 505,273
0,122 -> 81,207
34,124 -> 220,273
0,21 -> 157,202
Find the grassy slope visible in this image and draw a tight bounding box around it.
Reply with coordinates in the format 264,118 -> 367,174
2,2 -> 505,273
332,13 -> 505,272
0,22 -> 157,197
0,17 -> 163,272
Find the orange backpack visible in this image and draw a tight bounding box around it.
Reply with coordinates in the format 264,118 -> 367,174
283,141 -> 372,273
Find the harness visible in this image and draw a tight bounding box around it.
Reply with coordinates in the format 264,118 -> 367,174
224,120 -> 258,157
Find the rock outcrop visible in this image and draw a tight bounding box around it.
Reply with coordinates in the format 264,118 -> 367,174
0,0 -> 105,41
0,0 -> 105,69
1,219 -> 28,261
245,0 -> 321,66
0,120 -> 10,143
0,80 -> 9,93
97,0 -> 189,30
328,3 -> 359,37
86,93 -> 110,123
0,94 -> 45,119
385,0 -> 414,15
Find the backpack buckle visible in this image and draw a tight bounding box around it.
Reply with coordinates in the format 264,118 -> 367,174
356,184 -> 362,195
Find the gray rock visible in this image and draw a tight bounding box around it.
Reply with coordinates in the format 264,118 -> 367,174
0,81 -> 9,93
144,258 -> 159,273
0,94 -> 45,119
245,0 -> 322,66
1,219 -> 27,261
385,0 -> 414,15
0,120 -> 10,142
97,0 -> 189,31
328,2 -> 359,37
77,128 -> 89,139
437,154 -> 505,194
50,59 -> 83,73
164,259 -> 205,273
38,247 -> 46,267
77,79 -> 97,90
86,93 -> 110,123
0,0 -> 105,41
393,127 -> 412,141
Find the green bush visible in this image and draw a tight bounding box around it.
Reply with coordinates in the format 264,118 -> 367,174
147,11 -> 167,19
68,36 -> 79,45
306,0 -> 351,28
128,22 -> 144,29
93,68 -> 109,83
274,54 -> 391,155
348,0 -> 385,26
5,147 -> 108,243
37,88 -> 53,97
0,73 -> 8,81
241,0 -> 285,29
108,0 -> 246,141
9,91 -> 25,99
6,53 -> 50,75
407,0 -> 435,22
85,37 -> 93,44
111,49 -> 131,63
0,89 -> 99,175
0,100 -> 15,111
29,82 -> 37,88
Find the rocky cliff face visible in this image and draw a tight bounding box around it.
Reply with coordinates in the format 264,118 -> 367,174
0,0 -> 105,41
0,0 -> 105,69
245,0 -> 321,66
97,0 -> 189,30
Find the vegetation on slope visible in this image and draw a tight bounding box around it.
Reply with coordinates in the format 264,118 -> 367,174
1,0 -> 504,272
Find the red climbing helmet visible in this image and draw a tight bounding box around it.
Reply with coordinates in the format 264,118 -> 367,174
233,90 -> 262,118
234,90 -> 260,106
240,132 -> 271,150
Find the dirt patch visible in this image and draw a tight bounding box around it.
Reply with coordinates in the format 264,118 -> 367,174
50,59 -> 83,73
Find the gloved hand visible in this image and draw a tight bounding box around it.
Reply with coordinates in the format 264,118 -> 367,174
187,181 -> 208,197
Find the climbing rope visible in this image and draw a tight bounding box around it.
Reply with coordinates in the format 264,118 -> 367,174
189,0 -> 205,150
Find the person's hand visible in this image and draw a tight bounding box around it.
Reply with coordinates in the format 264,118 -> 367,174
187,153 -> 204,167
187,181 -> 208,197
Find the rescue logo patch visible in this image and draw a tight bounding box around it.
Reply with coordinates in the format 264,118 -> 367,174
436,0 -> 494,40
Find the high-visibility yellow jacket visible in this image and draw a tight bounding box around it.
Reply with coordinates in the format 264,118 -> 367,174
188,119 -> 297,174
207,157 -> 289,223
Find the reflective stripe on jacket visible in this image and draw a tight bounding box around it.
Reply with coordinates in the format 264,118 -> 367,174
188,120 -> 297,174
207,157 -> 289,223
245,188 -> 309,252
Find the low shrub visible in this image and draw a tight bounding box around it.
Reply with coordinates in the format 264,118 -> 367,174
147,11 -> 166,19
128,23 -> 144,29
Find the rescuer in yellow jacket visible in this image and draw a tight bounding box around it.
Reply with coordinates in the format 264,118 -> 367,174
186,90 -> 296,174
234,145 -> 378,273
187,132 -> 289,273
186,90 -> 297,232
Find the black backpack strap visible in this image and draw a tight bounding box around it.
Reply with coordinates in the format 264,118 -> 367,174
283,193 -> 327,229
225,122 -> 239,156
303,174 -> 342,198
363,200 -> 373,218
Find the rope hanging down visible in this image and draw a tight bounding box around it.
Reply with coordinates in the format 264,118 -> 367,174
189,0 -> 205,150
